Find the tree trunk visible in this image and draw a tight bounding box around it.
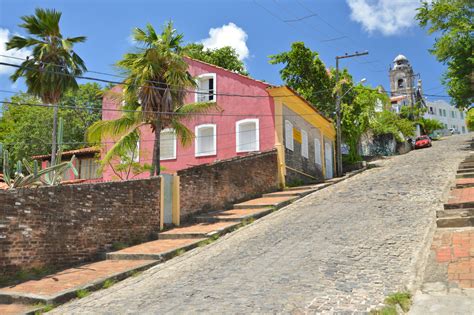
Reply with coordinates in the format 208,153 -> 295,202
151,117 -> 162,177
51,105 -> 58,165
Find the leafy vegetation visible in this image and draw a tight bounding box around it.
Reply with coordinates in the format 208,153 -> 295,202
418,117 -> 444,135
466,109 -> 474,131
0,83 -> 103,162
183,43 -> 248,75
417,0 -> 473,109
102,279 -> 117,289
370,110 -> 415,142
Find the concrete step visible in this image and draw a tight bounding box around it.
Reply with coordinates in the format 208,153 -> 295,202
284,185 -> 318,191
445,187 -> 474,209
0,303 -> 41,315
157,222 -> 240,239
436,216 -> 474,228
233,196 -> 297,209
107,238 -> 205,261
437,208 -> 474,218
0,260 -> 158,305
263,188 -> 316,198
194,208 -> 273,223
458,163 -> 474,169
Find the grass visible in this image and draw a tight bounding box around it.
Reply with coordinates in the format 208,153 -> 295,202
385,292 -> 412,312
111,241 -> 129,251
0,266 -> 55,287
102,279 -> 117,289
130,270 -> 142,277
33,303 -> 55,314
76,289 -> 90,299
370,292 -> 412,315
171,248 -> 186,258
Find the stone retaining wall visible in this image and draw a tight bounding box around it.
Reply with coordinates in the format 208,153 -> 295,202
0,178 -> 161,275
178,150 -> 279,219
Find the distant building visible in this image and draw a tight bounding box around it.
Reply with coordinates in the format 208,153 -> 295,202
389,54 -> 425,113
424,100 -> 468,134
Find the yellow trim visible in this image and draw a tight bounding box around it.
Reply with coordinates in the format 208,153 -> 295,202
268,86 -> 336,140
274,99 -> 286,188
160,175 -> 164,231
172,175 -> 180,226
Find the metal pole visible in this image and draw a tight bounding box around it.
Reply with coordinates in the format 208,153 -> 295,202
334,51 -> 368,177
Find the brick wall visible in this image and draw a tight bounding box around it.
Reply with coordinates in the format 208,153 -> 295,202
0,178 -> 160,275
178,150 -> 279,219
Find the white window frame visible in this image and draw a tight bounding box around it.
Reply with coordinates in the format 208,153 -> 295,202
160,128 -> 177,160
236,118 -> 260,153
195,73 -> 217,103
285,120 -> 294,151
195,124 -> 217,157
301,129 -> 308,158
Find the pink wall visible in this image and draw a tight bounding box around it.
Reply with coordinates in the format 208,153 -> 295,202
101,59 -> 276,180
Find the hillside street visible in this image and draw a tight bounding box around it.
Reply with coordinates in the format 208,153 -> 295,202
52,134 -> 471,314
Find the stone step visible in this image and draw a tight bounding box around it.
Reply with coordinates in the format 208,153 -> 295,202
445,187 -> 474,209
455,172 -> 474,179
157,221 -> 240,239
233,196 -> 297,209
284,184 -> 318,191
457,168 -> 474,174
0,260 -> 157,305
194,208 -> 273,223
455,178 -> 474,188
107,238 -> 206,261
437,208 -> 474,218
458,163 -> 474,169
263,188 -> 316,198
436,216 -> 474,228
0,303 -> 41,315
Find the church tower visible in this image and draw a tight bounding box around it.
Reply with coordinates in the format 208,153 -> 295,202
389,54 -> 415,105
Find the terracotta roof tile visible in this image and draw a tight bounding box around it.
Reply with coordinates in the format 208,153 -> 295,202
32,147 -> 100,160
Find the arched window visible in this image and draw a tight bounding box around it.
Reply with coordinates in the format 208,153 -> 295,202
397,79 -> 404,88
236,119 -> 259,152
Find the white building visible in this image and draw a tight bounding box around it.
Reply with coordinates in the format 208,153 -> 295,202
424,100 -> 468,134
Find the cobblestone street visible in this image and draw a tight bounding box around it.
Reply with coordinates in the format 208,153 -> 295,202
52,135 -> 471,314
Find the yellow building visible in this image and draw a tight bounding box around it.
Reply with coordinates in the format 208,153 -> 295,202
268,86 -> 336,188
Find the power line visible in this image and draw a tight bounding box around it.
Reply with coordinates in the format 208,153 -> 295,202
0,57 -> 335,99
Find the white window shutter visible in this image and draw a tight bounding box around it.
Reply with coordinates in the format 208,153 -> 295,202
195,125 -> 216,156
160,129 -> 176,160
314,138 -> 322,166
285,120 -> 294,151
301,130 -> 308,158
236,119 -> 259,152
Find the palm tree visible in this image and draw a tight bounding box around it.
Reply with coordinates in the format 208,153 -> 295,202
6,8 -> 87,164
87,22 -> 217,176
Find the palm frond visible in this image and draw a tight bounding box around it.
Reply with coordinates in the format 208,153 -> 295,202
99,128 -> 140,171
170,120 -> 194,147
86,111 -> 143,144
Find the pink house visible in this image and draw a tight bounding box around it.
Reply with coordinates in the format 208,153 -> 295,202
102,58 -> 275,178
102,58 -> 336,184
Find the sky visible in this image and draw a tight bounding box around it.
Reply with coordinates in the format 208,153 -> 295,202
0,0 -> 450,103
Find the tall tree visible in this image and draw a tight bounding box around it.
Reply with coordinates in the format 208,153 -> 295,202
183,43 -> 248,75
416,0 -> 473,108
269,42 -> 355,117
0,83 -> 103,162
6,8 -> 87,163
87,22 -> 216,176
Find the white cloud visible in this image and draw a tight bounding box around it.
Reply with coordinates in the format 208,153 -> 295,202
346,0 -> 423,36
201,23 -> 249,60
0,28 -> 31,75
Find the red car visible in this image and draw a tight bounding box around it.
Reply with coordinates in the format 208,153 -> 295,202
415,135 -> 432,149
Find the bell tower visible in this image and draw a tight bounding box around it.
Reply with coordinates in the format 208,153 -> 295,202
389,54 -> 414,105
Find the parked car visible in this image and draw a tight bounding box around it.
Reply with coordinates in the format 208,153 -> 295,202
415,135 -> 432,149
449,128 -> 461,135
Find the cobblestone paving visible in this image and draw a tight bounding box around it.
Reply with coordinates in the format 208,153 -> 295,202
52,135 -> 471,314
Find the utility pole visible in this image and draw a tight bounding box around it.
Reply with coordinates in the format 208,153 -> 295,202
335,51 -> 368,177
